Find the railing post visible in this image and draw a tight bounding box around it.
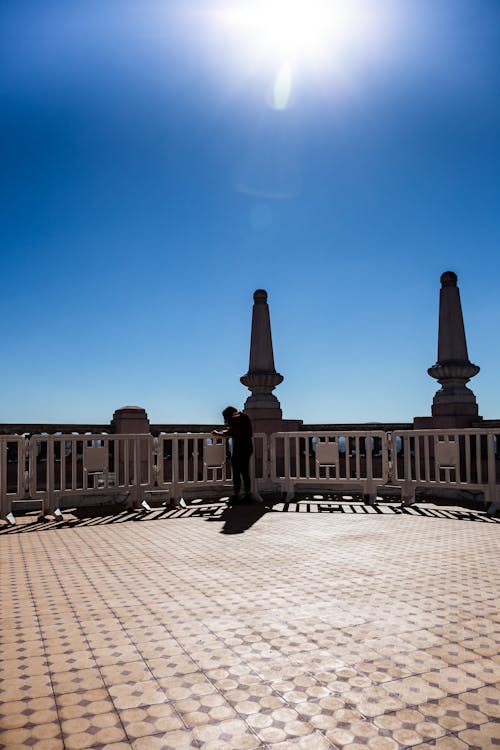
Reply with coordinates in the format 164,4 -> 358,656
131,437 -> 151,511
0,439 -> 10,524
42,439 -> 63,520
363,434 -> 376,505
283,436 -> 294,501
387,433 -> 394,484
486,432 -> 499,514
402,434 -> 416,506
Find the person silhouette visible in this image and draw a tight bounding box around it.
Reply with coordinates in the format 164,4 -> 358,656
213,406 -> 253,502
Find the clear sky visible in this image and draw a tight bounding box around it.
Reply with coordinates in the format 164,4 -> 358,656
1,0 -> 499,425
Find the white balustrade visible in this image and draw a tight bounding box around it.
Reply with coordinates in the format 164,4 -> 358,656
392,429 -> 500,512
155,433 -> 267,503
1,428 -> 499,525
28,434 -> 154,518
0,436 -> 26,525
270,431 -> 389,503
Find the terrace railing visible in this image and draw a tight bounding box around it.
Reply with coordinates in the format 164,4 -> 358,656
28,434 -> 155,518
1,429 -> 499,524
0,436 -> 27,525
270,430 -> 389,503
393,429 -> 500,510
154,432 -> 268,503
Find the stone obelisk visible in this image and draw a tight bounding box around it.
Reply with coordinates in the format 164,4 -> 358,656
415,271 -> 481,428
241,289 -> 301,434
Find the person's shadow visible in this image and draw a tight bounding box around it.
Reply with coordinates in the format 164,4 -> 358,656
208,500 -> 268,534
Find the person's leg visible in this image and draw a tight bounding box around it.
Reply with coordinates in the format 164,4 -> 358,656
241,449 -> 252,494
231,453 -> 242,496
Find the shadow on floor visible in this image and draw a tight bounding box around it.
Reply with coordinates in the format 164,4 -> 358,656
1,499 -> 499,535
206,500 -> 268,534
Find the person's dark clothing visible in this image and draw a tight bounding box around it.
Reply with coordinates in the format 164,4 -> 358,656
227,412 -> 253,494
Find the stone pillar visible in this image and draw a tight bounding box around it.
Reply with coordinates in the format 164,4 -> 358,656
240,289 -> 302,435
111,406 -> 150,434
111,406 -> 151,508
414,271 -> 481,428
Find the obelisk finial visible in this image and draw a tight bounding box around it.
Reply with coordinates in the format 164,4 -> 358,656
427,271 -> 481,425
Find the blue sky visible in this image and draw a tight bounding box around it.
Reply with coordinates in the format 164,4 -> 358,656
1,0 -> 499,425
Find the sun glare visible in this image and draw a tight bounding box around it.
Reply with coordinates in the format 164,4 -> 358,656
216,0 -> 383,66
212,0 -> 388,108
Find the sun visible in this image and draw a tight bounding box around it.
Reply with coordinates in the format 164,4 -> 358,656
213,0 -> 386,107
216,0 -> 380,65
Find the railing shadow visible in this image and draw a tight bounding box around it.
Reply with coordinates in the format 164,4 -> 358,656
1,500 -> 499,535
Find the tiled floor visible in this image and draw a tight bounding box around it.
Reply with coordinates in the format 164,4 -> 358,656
1,500 -> 499,749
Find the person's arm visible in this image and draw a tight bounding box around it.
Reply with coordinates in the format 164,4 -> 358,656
212,427 -> 230,437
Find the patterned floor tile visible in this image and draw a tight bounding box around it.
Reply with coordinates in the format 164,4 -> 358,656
0,627 -> 41,645
47,650 -> 97,673
126,626 -> 175,644
60,712 -> 127,749
222,683 -> 287,714
109,681 -> 169,710
155,671 -> 217,700
460,634 -> 500,658
86,631 -> 135,650
418,695 -> 489,733
42,634 -> 89,656
375,707 -> 446,745
342,684 -> 405,717
192,718 -> 261,749
457,684 -> 500,720
273,674 -> 331,703
356,657 -> 411,683
51,667 -> 106,696
173,692 -> 238,727
0,675 -> 53,702
119,703 -> 183,739
314,666 -> 373,693
245,706 -> 314,745
363,634 -> 417,657
134,639 -> 184,660
426,642 -> 478,666
0,721 -> 63,750
384,675 -> 448,705
459,657 -> 500,684
131,730 -> 198,749
325,719 -> 398,749
0,695 -> 58,730
145,654 -> 198,679
423,666 -> 484,694
412,739 -> 468,750
0,656 -> 49,679
458,720 -> 500,748
250,659 -> 307,683
291,649 -> 347,673
267,730 -> 332,749
295,697 -> 355,730
0,640 -> 46,659
391,650 -> 448,675
100,661 -> 153,686
56,687 -> 115,721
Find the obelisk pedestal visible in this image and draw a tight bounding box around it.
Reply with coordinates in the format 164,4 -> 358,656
111,406 -> 150,434
414,271 -> 482,429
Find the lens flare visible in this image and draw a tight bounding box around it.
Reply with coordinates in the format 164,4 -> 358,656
273,61 -> 293,110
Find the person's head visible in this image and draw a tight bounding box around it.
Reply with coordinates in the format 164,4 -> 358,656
222,406 -> 237,424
